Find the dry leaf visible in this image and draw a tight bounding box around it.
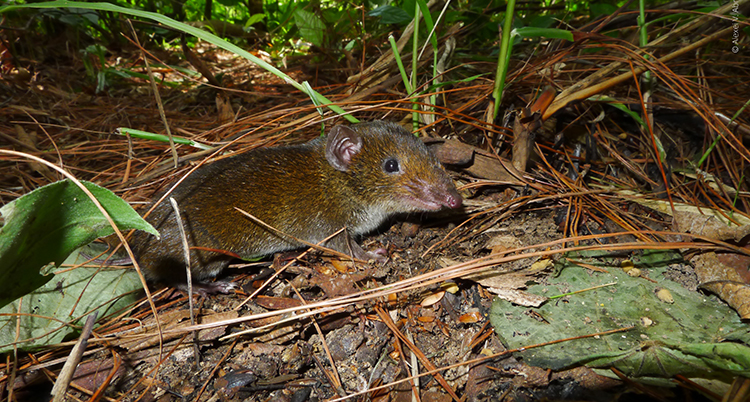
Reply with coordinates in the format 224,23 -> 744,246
15,125 -> 54,179
308,267 -> 372,298
486,235 -> 523,254
426,139 -> 524,184
489,287 -> 547,307
620,190 -> 750,226
421,290 -> 445,307
458,311 -> 483,323
673,210 -> 750,318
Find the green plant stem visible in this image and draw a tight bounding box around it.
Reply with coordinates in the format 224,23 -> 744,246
389,35 -> 412,94
492,0 -> 516,120
416,0 -> 442,124
638,0 -> 652,84
411,0 -> 420,128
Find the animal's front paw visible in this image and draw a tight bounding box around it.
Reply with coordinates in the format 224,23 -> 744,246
179,280 -> 239,296
365,248 -> 388,263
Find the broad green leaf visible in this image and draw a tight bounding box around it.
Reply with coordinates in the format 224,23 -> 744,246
367,5 -> 412,25
0,251 -> 142,353
292,8 -> 325,47
0,180 -> 156,309
245,13 -> 265,27
49,7 -> 99,26
489,253 -> 749,383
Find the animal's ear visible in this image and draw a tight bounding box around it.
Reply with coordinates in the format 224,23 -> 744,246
325,125 -> 363,171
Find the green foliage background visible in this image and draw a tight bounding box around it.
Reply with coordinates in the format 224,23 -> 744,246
0,0 -> 623,59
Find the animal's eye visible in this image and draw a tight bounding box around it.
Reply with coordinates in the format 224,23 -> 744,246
383,158 -> 400,173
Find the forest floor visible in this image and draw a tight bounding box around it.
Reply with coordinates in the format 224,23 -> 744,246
1,27 -> 749,402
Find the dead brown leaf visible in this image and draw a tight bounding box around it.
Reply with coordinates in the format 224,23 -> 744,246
675,211 -> 750,318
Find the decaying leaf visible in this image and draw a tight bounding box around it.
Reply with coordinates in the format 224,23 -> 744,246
672,210 -> 750,318
490,287 -> 547,307
452,234 -> 553,307
426,139 -> 524,184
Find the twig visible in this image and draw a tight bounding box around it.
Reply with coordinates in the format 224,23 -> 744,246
51,312 -> 98,401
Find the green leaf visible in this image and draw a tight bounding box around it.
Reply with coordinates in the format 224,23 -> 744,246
245,13 -> 265,27
415,0 -> 438,51
51,7 -> 99,26
292,8 -> 325,47
367,5 -> 412,25
0,251 -> 142,353
215,0 -> 242,7
427,73 -> 491,91
115,128 -> 212,150
591,95 -> 646,128
402,0 -> 416,17
528,15 -> 555,29
590,3 -> 618,18
512,27 -> 574,42
489,253 -> 749,382
0,180 -> 156,309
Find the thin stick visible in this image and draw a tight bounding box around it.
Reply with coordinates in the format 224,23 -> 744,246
51,312 -> 98,401
169,197 -> 200,366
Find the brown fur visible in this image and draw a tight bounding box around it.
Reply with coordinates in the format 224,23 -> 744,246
131,121 -> 462,289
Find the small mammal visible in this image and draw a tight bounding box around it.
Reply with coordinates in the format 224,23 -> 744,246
131,121 -> 462,292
